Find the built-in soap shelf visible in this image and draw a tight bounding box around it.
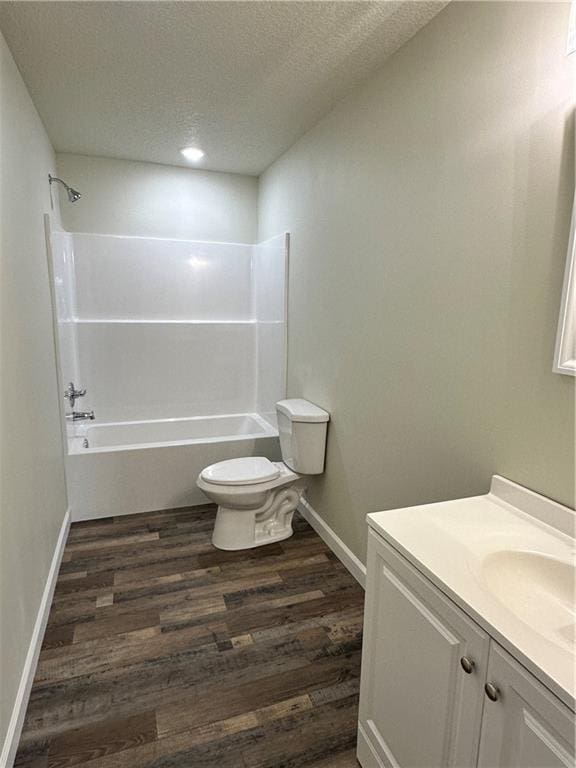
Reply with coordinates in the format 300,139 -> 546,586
69,318 -> 261,325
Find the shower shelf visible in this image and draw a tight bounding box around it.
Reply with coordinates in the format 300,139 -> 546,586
71,318 -> 260,325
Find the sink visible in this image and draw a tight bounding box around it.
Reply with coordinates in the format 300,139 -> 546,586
481,550 -> 575,651
368,476 -> 576,707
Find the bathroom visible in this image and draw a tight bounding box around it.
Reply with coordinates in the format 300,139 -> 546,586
0,1 -> 574,767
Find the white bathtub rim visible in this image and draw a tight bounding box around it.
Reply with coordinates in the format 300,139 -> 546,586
67,411 -> 278,455
70,411 -> 273,430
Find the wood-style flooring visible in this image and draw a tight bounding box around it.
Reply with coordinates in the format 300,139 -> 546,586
15,504 -> 365,768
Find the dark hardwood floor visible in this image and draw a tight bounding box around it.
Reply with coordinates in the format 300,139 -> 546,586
15,504 -> 365,768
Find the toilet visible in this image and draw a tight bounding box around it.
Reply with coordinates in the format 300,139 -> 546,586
197,399 -> 330,550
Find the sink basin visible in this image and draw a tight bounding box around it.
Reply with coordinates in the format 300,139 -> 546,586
368,476 -> 576,707
481,550 -> 575,651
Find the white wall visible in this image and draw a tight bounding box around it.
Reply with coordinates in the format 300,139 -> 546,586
56,153 -> 258,243
259,1 -> 576,561
0,29 -> 68,757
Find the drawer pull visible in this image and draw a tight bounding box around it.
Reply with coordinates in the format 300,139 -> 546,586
460,656 -> 475,674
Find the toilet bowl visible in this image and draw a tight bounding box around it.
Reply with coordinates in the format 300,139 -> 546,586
197,458 -> 303,550
197,399 -> 330,550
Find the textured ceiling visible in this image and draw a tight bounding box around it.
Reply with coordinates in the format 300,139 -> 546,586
0,1 -> 447,175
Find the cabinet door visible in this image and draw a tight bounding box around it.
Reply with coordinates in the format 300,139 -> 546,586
478,643 -> 575,768
358,530 -> 490,768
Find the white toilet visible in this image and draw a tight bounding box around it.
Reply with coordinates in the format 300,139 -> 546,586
197,399 -> 330,550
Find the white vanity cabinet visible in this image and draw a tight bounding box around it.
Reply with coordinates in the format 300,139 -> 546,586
357,529 -> 575,768
357,529 -> 490,768
478,644 -> 575,768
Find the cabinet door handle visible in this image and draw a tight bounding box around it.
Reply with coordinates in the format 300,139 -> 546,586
484,682 -> 500,702
460,656 -> 475,674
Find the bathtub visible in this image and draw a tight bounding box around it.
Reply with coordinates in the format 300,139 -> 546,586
69,413 -> 276,453
66,413 -> 281,521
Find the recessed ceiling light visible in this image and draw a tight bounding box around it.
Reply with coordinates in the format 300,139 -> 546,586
180,147 -> 205,163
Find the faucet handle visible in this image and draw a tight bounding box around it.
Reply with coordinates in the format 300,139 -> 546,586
64,382 -> 87,408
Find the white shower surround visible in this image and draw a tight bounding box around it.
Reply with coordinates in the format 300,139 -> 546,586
50,229 -> 288,520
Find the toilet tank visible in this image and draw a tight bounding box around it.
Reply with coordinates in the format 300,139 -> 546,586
275,399 -> 330,474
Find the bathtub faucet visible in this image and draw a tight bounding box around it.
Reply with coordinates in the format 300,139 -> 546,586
66,411 -> 95,422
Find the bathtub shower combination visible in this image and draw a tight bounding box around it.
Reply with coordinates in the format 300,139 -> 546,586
49,226 -> 288,520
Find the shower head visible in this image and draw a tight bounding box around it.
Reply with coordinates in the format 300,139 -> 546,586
67,186 -> 82,203
48,174 -> 82,203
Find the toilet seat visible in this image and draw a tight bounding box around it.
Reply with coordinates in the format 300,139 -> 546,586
200,456 -> 281,486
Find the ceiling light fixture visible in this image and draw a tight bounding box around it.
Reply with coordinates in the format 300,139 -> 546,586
180,146 -> 205,163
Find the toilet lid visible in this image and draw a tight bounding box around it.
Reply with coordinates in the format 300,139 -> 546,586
201,457 -> 281,486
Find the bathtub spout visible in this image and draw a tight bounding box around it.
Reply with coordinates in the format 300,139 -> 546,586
66,411 -> 95,421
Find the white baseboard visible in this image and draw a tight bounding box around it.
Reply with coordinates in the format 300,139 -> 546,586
357,723 -> 385,767
0,508 -> 71,768
297,496 -> 366,588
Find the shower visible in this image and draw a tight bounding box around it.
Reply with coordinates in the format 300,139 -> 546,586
48,173 -> 81,203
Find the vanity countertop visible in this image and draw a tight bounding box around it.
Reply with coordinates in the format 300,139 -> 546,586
367,476 -> 575,711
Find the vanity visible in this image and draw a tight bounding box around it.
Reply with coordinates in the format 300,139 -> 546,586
357,476 -> 575,768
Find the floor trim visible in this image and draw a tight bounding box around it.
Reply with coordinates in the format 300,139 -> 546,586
0,508 -> 71,768
297,496 -> 366,589
357,723 -> 385,767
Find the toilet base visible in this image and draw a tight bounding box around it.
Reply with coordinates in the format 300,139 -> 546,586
212,485 -> 302,550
